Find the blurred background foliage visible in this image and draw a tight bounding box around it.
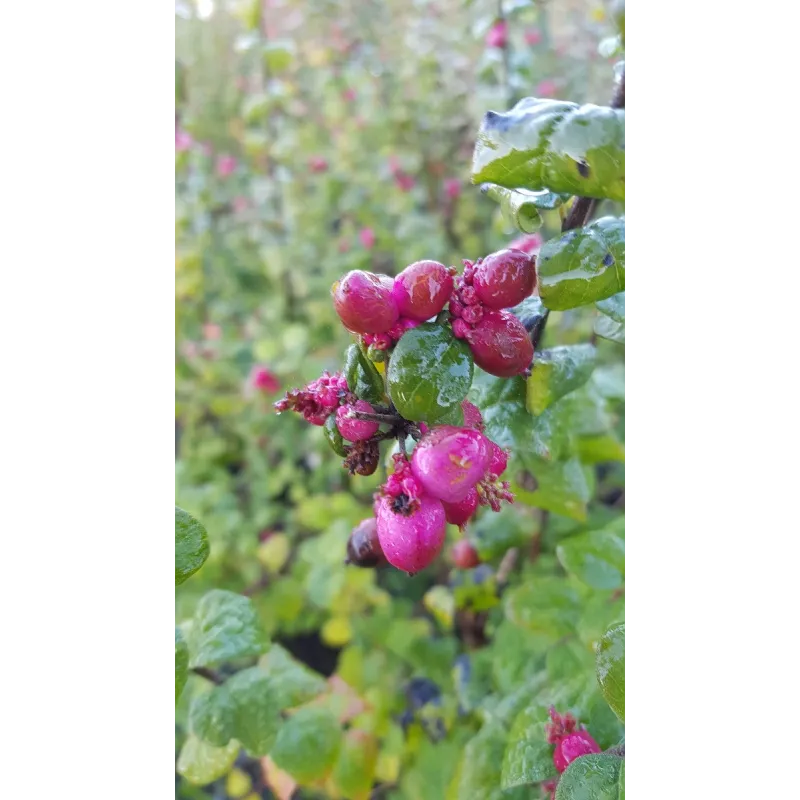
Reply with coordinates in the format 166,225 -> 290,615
176,0 -> 623,797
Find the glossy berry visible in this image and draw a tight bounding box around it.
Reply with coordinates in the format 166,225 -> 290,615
345,518 -> 387,568
466,310 -> 533,378
473,249 -> 537,310
411,425 -> 491,503
375,494 -> 446,573
487,441 -> 509,477
451,539 -> 481,569
392,261 -> 454,321
332,271 -> 399,334
336,400 -> 379,442
442,487 -> 479,527
553,730 -> 602,773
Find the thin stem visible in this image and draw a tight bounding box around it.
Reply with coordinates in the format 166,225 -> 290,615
349,410 -> 401,425
192,667 -> 224,685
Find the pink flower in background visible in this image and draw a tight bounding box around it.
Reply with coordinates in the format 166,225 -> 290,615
359,228 -> 376,249
394,173 -> 415,192
250,365 -> 281,394
509,233 -> 543,255
232,196 -> 249,213
342,87 -> 357,102
203,323 -> 222,340
444,178 -> 462,200
175,128 -> 193,152
525,28 -> 542,46
485,20 -> 508,48
388,155 -> 401,172
536,79 -> 558,98
308,155 -> 329,173
216,154 -> 237,178
338,239 -> 350,253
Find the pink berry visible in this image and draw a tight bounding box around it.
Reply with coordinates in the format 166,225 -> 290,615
466,310 -> 533,378
461,401 -> 483,431
393,261 -> 454,321
411,426 -> 491,503
175,128 -> 193,152
332,270 -> 400,334
485,20 -> 508,48
216,154 -> 237,178
359,228 -> 376,249
536,79 -> 558,98
508,233 -> 543,256
488,441 -> 508,477
473,249 -> 537,310
444,178 -> 461,200
553,730 -> 601,773
251,365 -> 280,394
442,488 -> 479,528
336,400 -> 379,442
375,494 -> 446,573
451,538 -> 481,569
308,156 -> 328,173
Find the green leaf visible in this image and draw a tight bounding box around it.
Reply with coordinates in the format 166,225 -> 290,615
323,414 -> 348,457
262,40 -> 294,73
556,530 -> 625,590
526,345 -> 597,416
509,296 -> 548,345
226,666 -> 282,756
595,292 -> 625,343
176,506 -> 210,586
346,342 -> 385,404
512,454 -> 592,521
555,754 -> 624,800
189,590 -> 268,669
270,707 -> 342,782
176,627 -> 189,705
505,577 -> 581,639
258,643 -> 327,709
189,685 -> 235,747
538,217 -> 625,311
501,704 -> 558,788
481,184 -> 542,232
471,505 -> 534,561
469,370 -> 572,462
454,722 -> 508,800
596,623 -> 625,723
332,731 -> 378,798
176,735 -> 240,786
576,434 -> 625,465
472,98 -> 625,202
387,322 -> 473,423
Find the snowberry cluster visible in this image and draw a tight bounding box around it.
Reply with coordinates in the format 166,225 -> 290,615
276,247 -> 536,575
542,707 -> 602,798
450,249 -> 536,377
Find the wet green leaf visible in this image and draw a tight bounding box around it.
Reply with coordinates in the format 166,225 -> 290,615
526,345 -> 597,416
505,577 -> 581,639
387,323 -> 473,423
323,414 -> 348,457
538,217 -> 625,311
270,707 -> 342,782
555,753 -> 624,800
596,623 -> 625,723
556,530 -> 625,590
176,735 -> 240,786
346,342 -> 385,404
332,731 -> 378,798
472,98 -> 625,202
501,703 -> 558,788
176,627 -> 189,705
227,666 -> 282,756
189,685 -> 235,747
512,454 -> 592,521
257,643 -> 327,709
481,184 -> 542,232
189,590 -> 268,668
471,505 -> 534,561
595,292 -> 625,343
176,506 -> 210,586
577,434 -> 625,464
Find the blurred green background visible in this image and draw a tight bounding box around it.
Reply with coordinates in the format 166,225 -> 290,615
176,1 -> 623,797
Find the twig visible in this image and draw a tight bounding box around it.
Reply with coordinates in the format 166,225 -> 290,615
192,667 -> 224,685
496,547 -> 519,587
349,410 -> 401,425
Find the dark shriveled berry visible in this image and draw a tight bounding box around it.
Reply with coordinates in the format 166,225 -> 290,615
345,518 -> 387,567
466,310 -> 534,378
343,440 -> 380,476
473,249 -> 536,310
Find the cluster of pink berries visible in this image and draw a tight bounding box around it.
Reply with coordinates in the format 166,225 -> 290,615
542,707 -> 602,798
332,249 -> 536,378
276,246 -> 538,574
